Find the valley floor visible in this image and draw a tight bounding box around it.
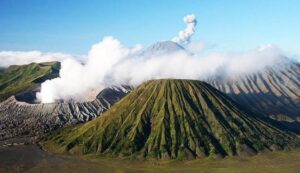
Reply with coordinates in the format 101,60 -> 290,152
1,144 -> 300,173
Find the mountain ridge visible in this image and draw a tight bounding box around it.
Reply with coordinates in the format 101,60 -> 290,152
209,60 -> 300,121
0,61 -> 60,102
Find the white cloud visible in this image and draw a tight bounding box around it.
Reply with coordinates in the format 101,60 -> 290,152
37,36 -> 142,103
37,36 -> 283,103
0,51 -> 76,67
108,43 -> 282,85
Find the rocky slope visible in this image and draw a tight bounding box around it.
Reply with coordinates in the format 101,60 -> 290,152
0,86 -> 132,140
44,79 -> 299,159
208,59 -> 300,122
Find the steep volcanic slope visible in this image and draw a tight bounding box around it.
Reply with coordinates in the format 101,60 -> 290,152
44,80 -> 298,159
209,60 -> 300,121
0,62 -> 60,102
0,86 -> 132,140
142,41 -> 300,121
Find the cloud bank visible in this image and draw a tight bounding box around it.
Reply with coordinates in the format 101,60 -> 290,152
37,36 -> 283,103
0,51 -> 76,67
172,14 -> 197,44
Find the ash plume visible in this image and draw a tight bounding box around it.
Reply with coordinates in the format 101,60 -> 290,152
172,14 -> 197,44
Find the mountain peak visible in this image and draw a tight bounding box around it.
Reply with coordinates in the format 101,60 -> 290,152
143,41 -> 185,56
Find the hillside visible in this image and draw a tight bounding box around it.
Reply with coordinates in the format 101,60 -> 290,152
209,59 -> 300,121
0,62 -> 60,102
44,79 -> 299,159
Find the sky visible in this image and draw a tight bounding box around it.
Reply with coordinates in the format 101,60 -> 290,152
0,0 -> 300,56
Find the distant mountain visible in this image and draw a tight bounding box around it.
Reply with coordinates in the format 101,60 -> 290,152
142,41 -> 185,56
0,85 -> 132,140
44,79 -> 298,159
0,62 -> 60,102
209,59 -> 300,122
0,67 -> 5,73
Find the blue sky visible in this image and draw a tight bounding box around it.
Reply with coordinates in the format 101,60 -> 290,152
0,0 -> 299,55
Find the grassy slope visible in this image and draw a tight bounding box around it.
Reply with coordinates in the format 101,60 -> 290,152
0,62 -> 60,101
44,79 -> 299,159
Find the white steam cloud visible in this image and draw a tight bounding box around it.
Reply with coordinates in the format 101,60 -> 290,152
108,43 -> 282,85
37,36 -> 283,103
0,51 -> 75,67
172,14 -> 197,44
36,37 -> 142,103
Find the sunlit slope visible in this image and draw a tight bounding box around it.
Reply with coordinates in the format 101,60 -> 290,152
45,79 -> 299,159
0,62 -> 60,101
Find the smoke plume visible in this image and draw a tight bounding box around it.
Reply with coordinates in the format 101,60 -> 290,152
172,14 -> 197,44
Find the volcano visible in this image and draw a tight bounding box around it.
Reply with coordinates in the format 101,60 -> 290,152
44,79 -> 298,159
142,41 -> 185,56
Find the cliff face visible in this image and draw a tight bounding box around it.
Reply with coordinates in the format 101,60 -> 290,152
0,86 -> 132,140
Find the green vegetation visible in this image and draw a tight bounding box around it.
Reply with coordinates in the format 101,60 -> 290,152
44,79 -> 299,159
0,62 -> 60,101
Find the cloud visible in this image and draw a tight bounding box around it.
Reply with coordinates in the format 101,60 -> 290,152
0,51 -> 77,67
172,14 -> 197,44
36,36 -> 142,103
37,36 -> 283,103
108,43 -> 282,86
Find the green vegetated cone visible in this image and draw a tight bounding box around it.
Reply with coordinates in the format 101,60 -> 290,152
44,79 -> 300,160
